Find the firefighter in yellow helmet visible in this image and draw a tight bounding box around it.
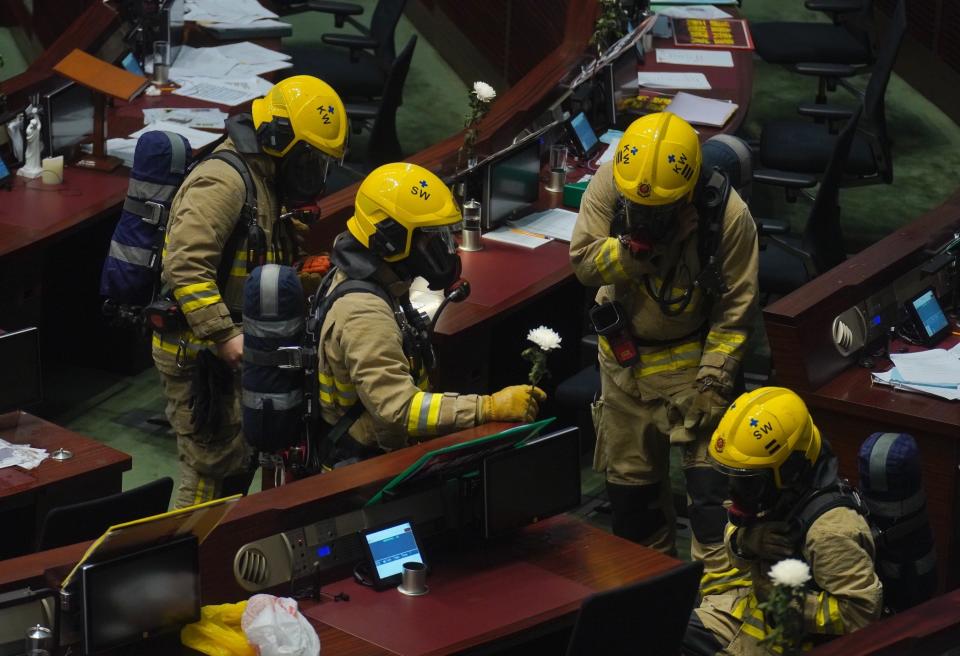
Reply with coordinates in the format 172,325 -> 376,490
313,162 -> 545,464
570,112 -> 759,570
684,387 -> 881,656
154,75 -> 348,508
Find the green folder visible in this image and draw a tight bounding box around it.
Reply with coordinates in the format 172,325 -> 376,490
365,418 -> 556,506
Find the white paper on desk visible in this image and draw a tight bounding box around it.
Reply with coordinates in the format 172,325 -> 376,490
208,41 -> 291,64
665,92 -> 738,127
129,120 -> 223,149
652,5 -> 732,19
198,18 -> 292,32
81,138 -> 138,168
656,48 -> 734,68
0,438 -> 48,470
143,107 -> 228,130
169,46 -> 238,81
872,367 -> 960,401
637,72 -> 711,90
185,0 -> 278,23
174,79 -> 264,107
227,60 -> 294,78
482,227 -> 552,249
890,349 -> 960,387
509,209 -> 579,242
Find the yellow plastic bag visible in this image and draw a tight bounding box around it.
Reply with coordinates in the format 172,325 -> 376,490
181,601 -> 257,656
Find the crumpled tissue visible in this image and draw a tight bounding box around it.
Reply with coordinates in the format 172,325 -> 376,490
241,594 -> 320,656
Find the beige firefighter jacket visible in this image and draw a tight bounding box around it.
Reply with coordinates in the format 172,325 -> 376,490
696,507 -> 882,654
317,268 -> 484,451
569,162 -> 758,400
152,138 -> 281,373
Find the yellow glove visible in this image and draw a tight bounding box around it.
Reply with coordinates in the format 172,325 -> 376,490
481,385 -> 547,422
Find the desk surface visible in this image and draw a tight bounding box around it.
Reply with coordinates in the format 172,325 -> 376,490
304,514 -> 681,656
0,411 -> 131,502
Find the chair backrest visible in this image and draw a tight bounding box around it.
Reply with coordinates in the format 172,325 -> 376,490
370,0 -> 408,67
36,477 -> 174,551
860,0 -> 905,184
565,560 -> 704,656
804,104 -> 864,273
366,35 -> 417,168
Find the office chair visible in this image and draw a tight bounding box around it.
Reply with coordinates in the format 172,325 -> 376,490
565,560 -> 704,656
757,105 -> 863,298
285,0 -> 408,101
35,477 -> 173,551
346,34 -> 417,170
753,0 -> 905,194
751,0 -> 875,103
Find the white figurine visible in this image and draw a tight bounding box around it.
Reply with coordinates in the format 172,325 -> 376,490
18,105 -> 43,179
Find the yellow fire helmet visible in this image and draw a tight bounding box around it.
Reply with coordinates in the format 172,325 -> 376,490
613,112 -> 702,206
251,75 -> 347,160
347,163 -> 461,262
709,387 -> 822,489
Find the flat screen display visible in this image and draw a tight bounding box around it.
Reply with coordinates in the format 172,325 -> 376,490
363,521 -> 425,582
81,535 -> 200,654
910,289 -> 949,342
44,80 -> 95,156
570,112 -> 599,157
485,139 -> 540,228
0,327 -> 42,414
483,427 -> 581,538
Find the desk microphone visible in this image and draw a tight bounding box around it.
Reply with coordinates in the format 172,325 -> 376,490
430,279 -> 471,333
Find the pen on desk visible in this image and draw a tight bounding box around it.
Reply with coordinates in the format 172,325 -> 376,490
510,228 -> 548,239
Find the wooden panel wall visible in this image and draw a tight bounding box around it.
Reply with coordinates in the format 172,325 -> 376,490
419,0 -> 574,84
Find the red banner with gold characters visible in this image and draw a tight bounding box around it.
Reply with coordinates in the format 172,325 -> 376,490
673,18 -> 754,50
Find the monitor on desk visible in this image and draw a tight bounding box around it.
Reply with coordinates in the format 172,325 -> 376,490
483,427 -> 581,538
41,79 -> 95,158
0,327 -> 42,415
81,534 -> 200,654
482,137 -> 541,230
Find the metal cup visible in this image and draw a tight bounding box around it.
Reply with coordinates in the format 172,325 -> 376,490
152,41 -> 170,85
546,144 -> 568,192
25,624 -> 52,656
398,562 -> 428,596
460,200 -> 483,252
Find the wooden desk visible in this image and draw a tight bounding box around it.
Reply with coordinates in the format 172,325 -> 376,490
0,411 -> 132,559
764,188 -> 960,588
303,514 -> 680,655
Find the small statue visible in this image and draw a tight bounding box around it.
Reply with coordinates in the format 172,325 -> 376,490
17,103 -> 43,179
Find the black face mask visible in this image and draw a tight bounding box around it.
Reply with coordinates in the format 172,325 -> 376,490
408,229 -> 461,291
277,142 -> 332,207
624,198 -> 684,242
727,473 -> 780,527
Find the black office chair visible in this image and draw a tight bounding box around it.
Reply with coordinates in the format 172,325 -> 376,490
757,105 -> 863,298
285,0 -> 408,101
35,477 -> 173,551
754,0 -> 905,194
751,0 -> 875,103
346,34 -> 417,170
565,560 -> 703,656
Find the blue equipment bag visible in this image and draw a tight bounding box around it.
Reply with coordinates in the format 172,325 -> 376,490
242,264 -> 307,452
858,432 -> 938,612
99,131 -> 192,306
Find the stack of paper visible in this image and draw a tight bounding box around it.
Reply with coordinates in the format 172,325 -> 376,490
129,120 -> 223,149
508,209 -> 579,242
652,4 -> 732,19
143,107 -> 228,130
870,345 -> 960,401
168,42 -> 291,106
656,48 -> 734,68
665,92 -> 738,127
483,226 -> 552,249
637,72 -> 711,90
0,438 -> 48,470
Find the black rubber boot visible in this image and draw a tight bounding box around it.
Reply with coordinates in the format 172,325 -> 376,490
605,481 -> 668,544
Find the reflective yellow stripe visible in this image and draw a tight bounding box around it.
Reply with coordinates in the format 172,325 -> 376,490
704,329 -> 747,357
426,393 -> 442,429
193,477 -> 207,506
828,594 -> 843,633
174,281 -> 223,313
594,238 -> 628,284
407,392 -> 442,436
408,392 -> 426,434
700,566 -> 752,596
598,335 -> 614,360
634,341 -> 701,377
151,332 -> 213,359
229,249 -> 277,278
814,592 -> 844,634
318,372 -> 358,408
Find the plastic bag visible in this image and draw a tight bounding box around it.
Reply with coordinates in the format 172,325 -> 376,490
181,601 -> 256,656
241,594 -> 320,656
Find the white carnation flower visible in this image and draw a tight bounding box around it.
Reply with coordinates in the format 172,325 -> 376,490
768,558 -> 811,589
527,326 -> 562,351
473,81 -> 496,102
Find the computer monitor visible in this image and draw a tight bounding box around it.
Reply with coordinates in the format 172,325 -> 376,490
482,137 -> 541,229
42,79 -> 95,158
81,534 -> 200,654
0,327 -> 42,415
905,287 -> 951,346
482,427 -> 581,538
